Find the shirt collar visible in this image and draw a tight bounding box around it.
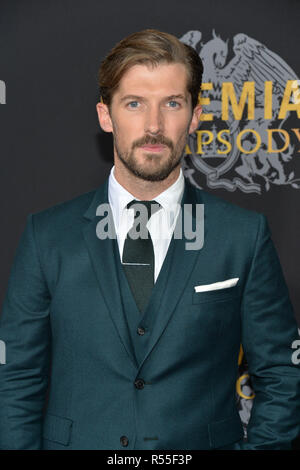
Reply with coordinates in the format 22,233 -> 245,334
108,165 -> 185,228
154,168 -> 184,211
108,166 -> 135,215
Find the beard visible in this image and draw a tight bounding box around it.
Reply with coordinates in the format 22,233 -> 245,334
113,132 -> 188,182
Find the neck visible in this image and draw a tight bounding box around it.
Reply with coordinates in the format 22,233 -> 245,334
113,158 -> 181,200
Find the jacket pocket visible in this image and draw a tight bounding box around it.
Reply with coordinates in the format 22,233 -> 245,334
192,285 -> 241,304
43,412 -> 73,446
209,413 -> 244,448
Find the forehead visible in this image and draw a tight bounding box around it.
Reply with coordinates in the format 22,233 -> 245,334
114,62 -> 190,99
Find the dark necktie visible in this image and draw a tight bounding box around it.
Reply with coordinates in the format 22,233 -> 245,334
122,199 -> 161,313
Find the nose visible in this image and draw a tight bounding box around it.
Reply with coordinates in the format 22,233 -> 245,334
144,105 -> 163,135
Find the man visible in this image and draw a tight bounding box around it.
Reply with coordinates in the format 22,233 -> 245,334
0,29 -> 299,450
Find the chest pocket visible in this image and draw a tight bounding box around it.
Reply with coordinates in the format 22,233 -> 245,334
192,284 -> 242,304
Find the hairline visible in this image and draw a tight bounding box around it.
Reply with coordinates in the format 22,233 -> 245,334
107,59 -> 194,111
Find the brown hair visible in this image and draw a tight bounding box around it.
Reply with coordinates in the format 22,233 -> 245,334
98,29 -> 203,109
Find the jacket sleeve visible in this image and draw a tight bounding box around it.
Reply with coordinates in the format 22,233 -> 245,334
0,214 -> 51,450
238,214 -> 300,449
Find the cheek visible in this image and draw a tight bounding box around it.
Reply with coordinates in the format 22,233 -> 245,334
167,114 -> 191,138
113,128 -> 142,153
114,117 -> 143,140
169,124 -> 190,144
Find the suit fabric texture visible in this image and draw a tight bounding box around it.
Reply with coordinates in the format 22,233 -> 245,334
0,178 -> 299,450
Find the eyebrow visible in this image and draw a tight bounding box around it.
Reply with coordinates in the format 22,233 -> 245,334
166,94 -> 188,103
119,94 -> 188,103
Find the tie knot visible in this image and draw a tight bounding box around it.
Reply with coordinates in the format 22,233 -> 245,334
127,199 -> 161,221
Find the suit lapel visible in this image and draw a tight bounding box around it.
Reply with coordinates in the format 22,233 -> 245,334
81,179 -> 138,368
81,177 -> 206,372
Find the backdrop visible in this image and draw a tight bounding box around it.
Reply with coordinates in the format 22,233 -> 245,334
0,0 -> 299,448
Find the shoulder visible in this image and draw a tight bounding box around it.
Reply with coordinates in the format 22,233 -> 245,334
192,181 -> 263,215
189,181 -> 267,235
28,187 -> 99,235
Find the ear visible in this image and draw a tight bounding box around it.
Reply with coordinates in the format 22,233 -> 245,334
188,104 -> 202,134
96,102 -> 113,133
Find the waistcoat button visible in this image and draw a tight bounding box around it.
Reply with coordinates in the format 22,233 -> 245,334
134,378 -> 145,389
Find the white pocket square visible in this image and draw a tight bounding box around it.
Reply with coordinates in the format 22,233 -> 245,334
194,277 -> 239,293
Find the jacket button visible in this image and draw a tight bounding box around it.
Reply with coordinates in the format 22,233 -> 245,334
137,327 -> 145,336
134,378 -> 145,389
120,435 -> 129,447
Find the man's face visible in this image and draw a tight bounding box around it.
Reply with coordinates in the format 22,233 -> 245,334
97,62 -> 201,182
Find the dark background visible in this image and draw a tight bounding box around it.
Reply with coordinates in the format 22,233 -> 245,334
1,0 -> 299,322
0,0 -> 299,448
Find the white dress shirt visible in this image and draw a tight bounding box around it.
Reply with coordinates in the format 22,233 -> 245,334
108,165 -> 185,282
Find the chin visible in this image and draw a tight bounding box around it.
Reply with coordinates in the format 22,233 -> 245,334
135,165 -> 176,182
137,173 -> 169,182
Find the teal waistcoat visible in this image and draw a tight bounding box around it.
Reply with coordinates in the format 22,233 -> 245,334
113,234 -> 175,369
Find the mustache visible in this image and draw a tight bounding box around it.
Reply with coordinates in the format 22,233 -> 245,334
132,134 -> 174,150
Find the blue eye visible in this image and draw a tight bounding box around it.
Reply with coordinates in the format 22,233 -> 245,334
128,101 -> 139,108
168,101 -> 179,108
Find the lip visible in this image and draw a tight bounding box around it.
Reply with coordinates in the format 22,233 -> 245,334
140,144 -> 166,152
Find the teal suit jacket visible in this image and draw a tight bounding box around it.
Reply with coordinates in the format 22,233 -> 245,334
0,178 -> 299,450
